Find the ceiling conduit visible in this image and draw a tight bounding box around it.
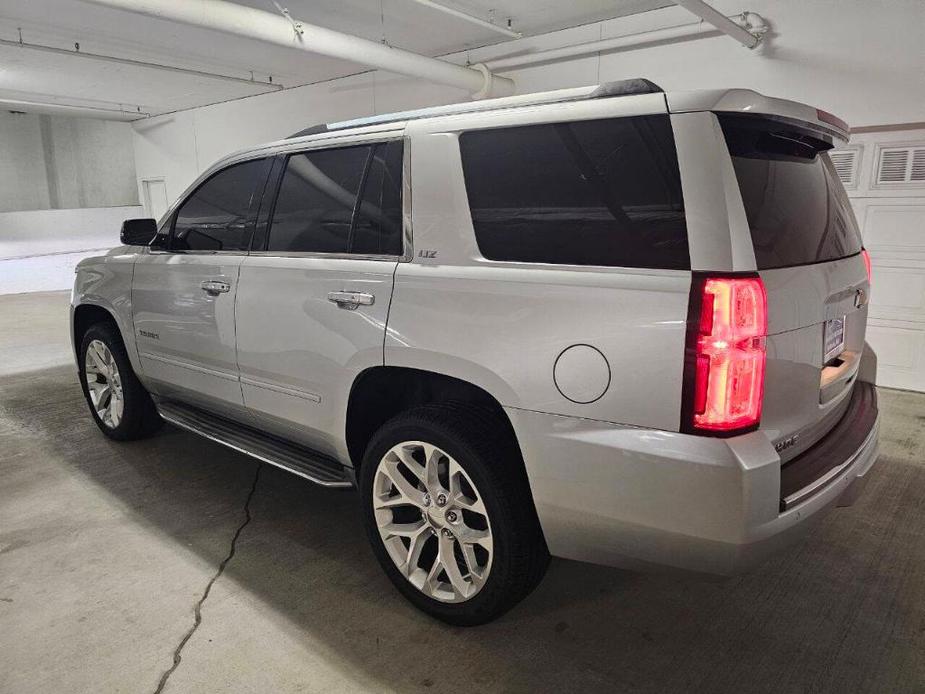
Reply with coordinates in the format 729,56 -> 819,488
486,11 -> 768,72
672,0 -> 765,49
78,0 -> 515,99
0,98 -> 149,121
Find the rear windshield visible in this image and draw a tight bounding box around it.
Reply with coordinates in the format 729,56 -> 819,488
459,115 -> 689,269
718,114 -> 862,270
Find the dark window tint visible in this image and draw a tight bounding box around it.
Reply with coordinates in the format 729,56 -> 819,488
459,115 -> 688,269
718,114 -> 862,269
268,145 -> 369,254
172,159 -> 268,251
352,141 -> 404,255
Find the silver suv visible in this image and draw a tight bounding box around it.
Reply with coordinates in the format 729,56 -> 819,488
72,80 -> 880,625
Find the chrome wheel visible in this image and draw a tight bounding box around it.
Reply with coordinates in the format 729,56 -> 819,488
373,441 -> 493,603
84,339 -> 124,429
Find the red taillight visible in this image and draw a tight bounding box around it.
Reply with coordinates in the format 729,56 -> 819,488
684,275 -> 767,434
862,249 -> 872,284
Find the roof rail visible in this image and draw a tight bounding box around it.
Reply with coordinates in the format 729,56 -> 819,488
287,78 -> 663,139
588,78 -> 662,98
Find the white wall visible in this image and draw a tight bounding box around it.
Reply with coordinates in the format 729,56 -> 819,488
0,206 -> 142,260
0,111 -> 142,293
0,112 -> 52,212
132,0 -> 925,201
0,112 -> 138,213
0,205 -> 143,295
43,116 -> 140,210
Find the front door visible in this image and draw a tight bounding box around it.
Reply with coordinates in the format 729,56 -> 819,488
132,157 -> 272,419
235,138 -> 405,458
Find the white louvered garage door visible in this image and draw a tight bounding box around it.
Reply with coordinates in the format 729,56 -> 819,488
835,129 -> 925,392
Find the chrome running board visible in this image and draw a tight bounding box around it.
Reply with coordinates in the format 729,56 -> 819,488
157,401 -> 353,489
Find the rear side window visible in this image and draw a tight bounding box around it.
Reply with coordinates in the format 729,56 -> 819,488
171,158 -> 269,252
266,140 -> 404,255
718,114 -> 862,269
458,115 -> 688,269
268,145 -> 369,254
352,141 -> 404,256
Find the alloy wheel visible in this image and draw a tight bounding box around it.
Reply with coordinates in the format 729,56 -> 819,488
84,339 -> 124,429
373,441 -> 493,603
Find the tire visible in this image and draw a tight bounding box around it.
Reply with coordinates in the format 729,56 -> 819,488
78,321 -> 163,441
359,402 -> 549,625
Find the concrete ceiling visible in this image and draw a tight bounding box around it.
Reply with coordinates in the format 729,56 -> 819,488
0,0 -> 672,117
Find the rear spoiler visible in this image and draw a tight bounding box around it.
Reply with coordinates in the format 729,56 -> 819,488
666,89 -> 850,144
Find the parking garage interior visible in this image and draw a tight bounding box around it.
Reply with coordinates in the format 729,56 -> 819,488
1,1 -> 924,692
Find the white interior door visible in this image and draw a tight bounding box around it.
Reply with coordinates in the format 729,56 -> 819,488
839,130 -> 925,392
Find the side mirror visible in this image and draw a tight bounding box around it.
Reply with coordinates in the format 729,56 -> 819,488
120,218 -> 158,246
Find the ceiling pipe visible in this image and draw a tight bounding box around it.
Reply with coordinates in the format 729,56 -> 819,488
0,36 -> 282,93
672,0 -> 765,49
78,0 -> 515,98
486,12 -> 768,72
0,98 -> 149,120
406,0 -> 522,39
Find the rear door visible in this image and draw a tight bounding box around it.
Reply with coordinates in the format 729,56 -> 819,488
133,157 -> 271,419
718,114 -> 869,460
235,138 -> 404,458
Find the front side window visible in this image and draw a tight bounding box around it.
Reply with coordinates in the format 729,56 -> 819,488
266,141 -> 404,255
171,158 -> 269,252
459,115 -> 688,269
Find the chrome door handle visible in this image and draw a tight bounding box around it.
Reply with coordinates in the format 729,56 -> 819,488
327,291 -> 375,310
200,280 -> 231,296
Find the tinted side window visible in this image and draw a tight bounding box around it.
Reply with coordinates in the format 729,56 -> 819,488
459,115 -> 688,269
267,145 -> 370,254
172,159 -> 269,252
352,141 -> 404,256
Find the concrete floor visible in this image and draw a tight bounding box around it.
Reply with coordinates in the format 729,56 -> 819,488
1,291 -> 924,694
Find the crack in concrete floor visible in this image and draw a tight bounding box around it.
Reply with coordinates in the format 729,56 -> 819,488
152,463 -> 263,694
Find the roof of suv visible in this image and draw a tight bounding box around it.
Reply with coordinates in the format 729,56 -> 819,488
287,78 -> 665,138
285,78 -> 849,145
203,79 -> 849,177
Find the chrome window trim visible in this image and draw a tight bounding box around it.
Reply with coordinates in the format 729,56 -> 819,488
402,133 -> 413,262
470,257 -> 693,276
247,250 -> 403,262
145,131 -> 412,261
154,129 -> 405,240
145,249 -> 250,257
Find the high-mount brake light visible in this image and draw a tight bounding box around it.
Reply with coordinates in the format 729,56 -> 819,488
815,108 -> 849,135
683,275 -> 768,435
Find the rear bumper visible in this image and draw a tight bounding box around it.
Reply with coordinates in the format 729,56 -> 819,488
506,381 -> 880,575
